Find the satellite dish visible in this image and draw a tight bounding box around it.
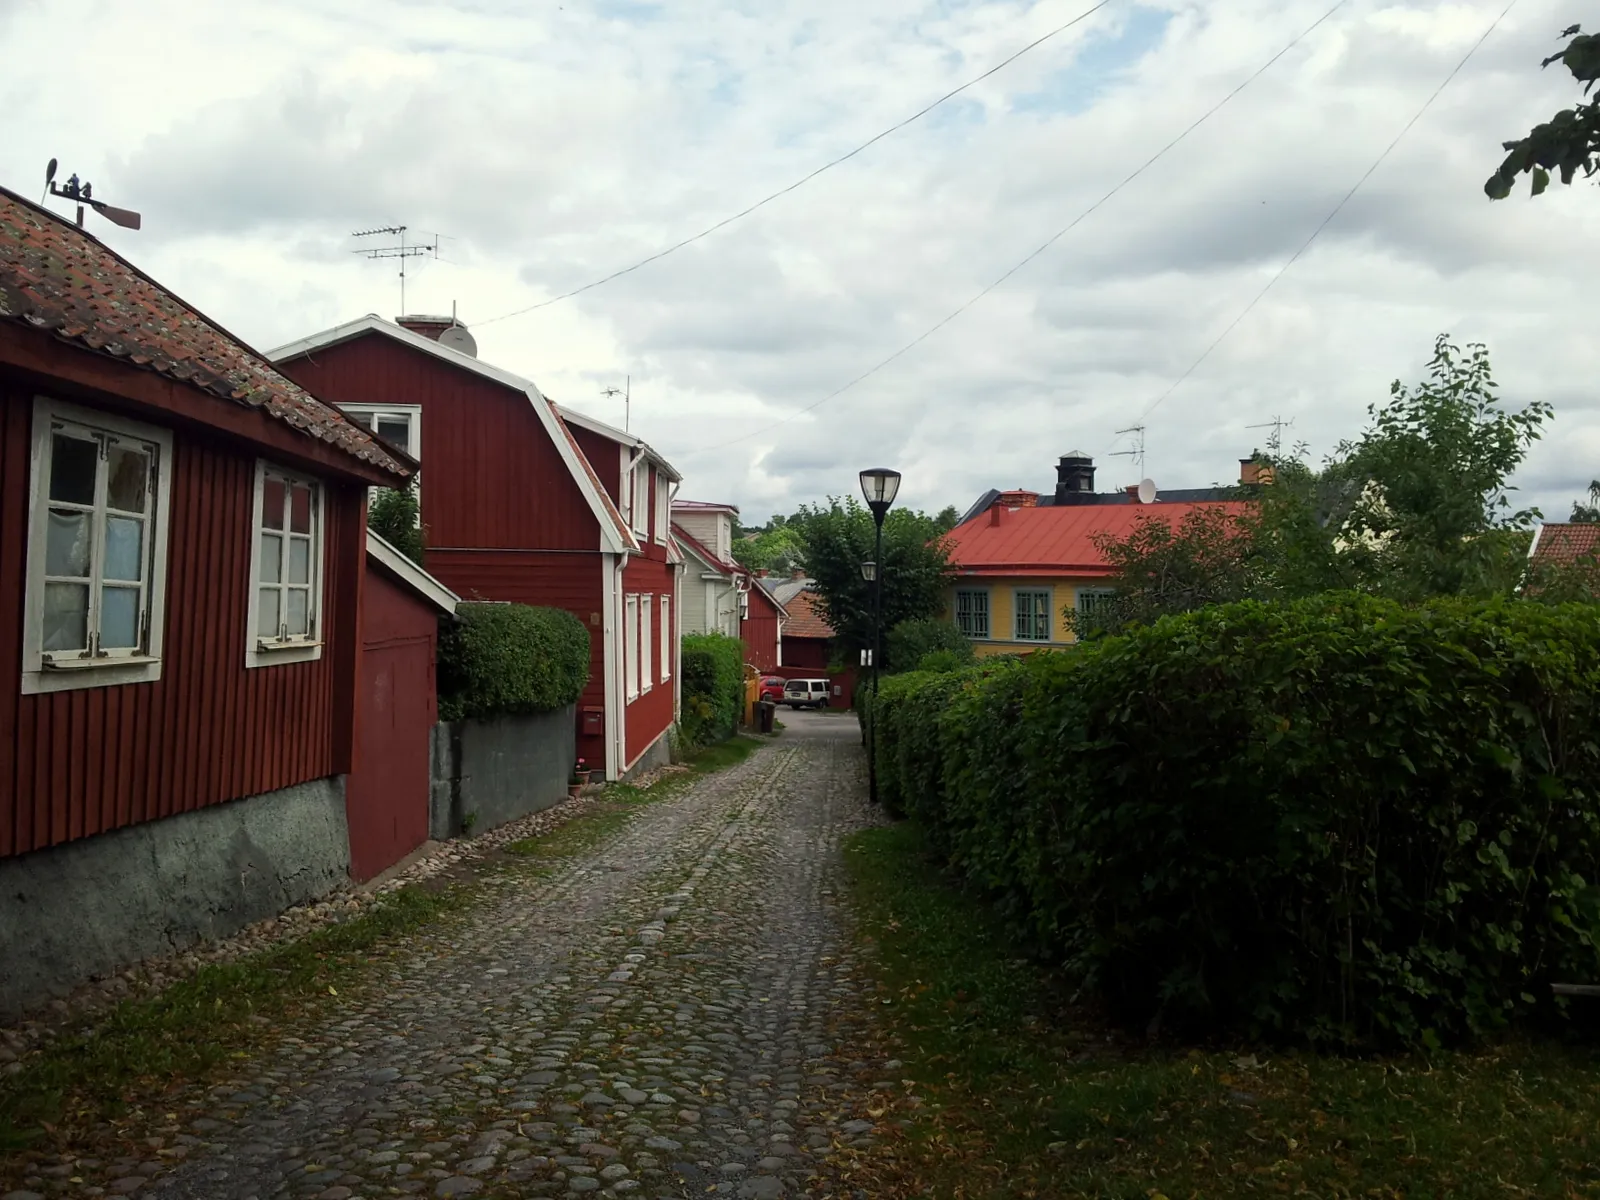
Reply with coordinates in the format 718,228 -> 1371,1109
437,323 -> 478,358
1137,478 -> 1158,505
45,159 -> 57,187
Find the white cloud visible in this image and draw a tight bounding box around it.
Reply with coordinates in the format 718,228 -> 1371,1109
4,0 -> 1596,523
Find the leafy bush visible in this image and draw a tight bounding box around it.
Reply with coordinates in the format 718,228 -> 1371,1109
437,602 -> 590,722
873,594 -> 1600,1048
886,617 -> 973,673
679,633 -> 746,749
369,480 -> 424,566
915,648 -> 970,673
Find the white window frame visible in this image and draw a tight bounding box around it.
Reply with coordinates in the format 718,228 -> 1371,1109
955,588 -> 990,640
338,403 -> 421,508
628,460 -> 650,536
21,397 -> 174,695
245,461 -> 326,669
653,476 -> 669,544
640,594 -> 653,693
660,594 -> 672,682
624,593 -> 640,702
1014,588 -> 1052,642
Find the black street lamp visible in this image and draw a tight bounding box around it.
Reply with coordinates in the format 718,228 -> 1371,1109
859,467 -> 901,806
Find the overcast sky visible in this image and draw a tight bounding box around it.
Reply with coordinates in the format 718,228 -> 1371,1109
4,0 -> 1596,523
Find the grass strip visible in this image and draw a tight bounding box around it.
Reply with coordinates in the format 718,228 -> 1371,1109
844,821 -> 1600,1199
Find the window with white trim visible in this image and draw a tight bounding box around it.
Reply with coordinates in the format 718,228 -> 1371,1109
338,405 -> 420,459
1014,589 -> 1052,641
624,593 -> 640,702
654,477 -> 669,543
22,398 -> 173,694
629,461 -> 650,535
247,463 -> 324,667
640,594 -> 653,693
660,595 -> 672,681
955,588 -> 990,639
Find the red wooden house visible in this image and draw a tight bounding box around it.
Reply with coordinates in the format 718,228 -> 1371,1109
0,188 -> 415,1013
270,316 -> 683,780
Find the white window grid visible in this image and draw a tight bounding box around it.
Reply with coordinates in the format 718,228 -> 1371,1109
246,462 -> 325,668
629,461 -> 650,535
640,594 -> 653,693
339,404 -> 421,509
660,595 -> 672,681
654,477 -> 669,543
955,589 -> 990,639
22,398 -> 173,694
624,594 -> 640,702
1014,589 -> 1052,641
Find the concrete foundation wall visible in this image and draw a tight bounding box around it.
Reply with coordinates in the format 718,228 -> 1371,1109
625,726 -> 675,781
0,778 -> 349,1021
430,705 -> 576,839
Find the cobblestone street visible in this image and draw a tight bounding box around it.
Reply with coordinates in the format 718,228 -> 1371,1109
6,713 -> 895,1200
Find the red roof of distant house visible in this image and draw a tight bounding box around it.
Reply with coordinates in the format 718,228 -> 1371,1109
945,499 -> 1254,577
0,188 -> 409,478
783,589 -> 834,640
1530,522 -> 1600,564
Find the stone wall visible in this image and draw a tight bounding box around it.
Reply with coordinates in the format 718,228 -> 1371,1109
430,705 -> 576,839
0,778 -> 349,1021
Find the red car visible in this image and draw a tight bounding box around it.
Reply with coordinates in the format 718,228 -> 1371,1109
759,676 -> 785,704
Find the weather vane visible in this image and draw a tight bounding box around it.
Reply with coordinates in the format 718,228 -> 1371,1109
42,159 -> 141,230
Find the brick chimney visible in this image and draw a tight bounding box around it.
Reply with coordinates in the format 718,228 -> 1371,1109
997,489 -> 1040,508
1125,484 -> 1142,501
396,315 -> 456,341
1240,458 -> 1276,486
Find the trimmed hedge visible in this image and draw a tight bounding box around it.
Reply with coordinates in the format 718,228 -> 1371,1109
680,633 -> 746,748
437,602 -> 590,722
873,594 -> 1600,1048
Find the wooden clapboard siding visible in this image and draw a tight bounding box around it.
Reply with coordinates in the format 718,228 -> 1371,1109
1,374 -> 364,859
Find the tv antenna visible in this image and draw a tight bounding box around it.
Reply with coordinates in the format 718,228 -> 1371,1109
1247,415 -> 1294,453
602,375 -> 631,433
351,225 -> 440,314
1111,424 -> 1146,476
42,160 -> 142,231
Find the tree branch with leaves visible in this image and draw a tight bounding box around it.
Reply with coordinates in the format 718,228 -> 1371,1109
1486,25 -> 1600,199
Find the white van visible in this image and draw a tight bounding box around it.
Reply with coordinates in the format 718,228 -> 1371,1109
781,678 -> 831,709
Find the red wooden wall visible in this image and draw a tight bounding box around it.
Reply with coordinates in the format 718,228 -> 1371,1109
782,636 -> 831,670
741,586 -> 783,672
279,336 -> 598,552
0,379 -> 364,859
623,552 -> 676,768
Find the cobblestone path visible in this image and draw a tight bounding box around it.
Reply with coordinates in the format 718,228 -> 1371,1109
7,713 -> 893,1200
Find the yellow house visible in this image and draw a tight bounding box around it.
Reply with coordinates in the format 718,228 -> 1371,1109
943,457 -> 1255,655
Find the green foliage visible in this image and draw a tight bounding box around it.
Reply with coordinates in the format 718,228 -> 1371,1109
732,524 -> 804,575
796,498 -> 955,663
1486,25 -> 1600,200
873,595 -> 1600,1048
437,602 -> 590,722
886,617 -> 973,674
368,479 -> 424,565
933,504 -> 962,534
915,648 -> 970,673
1572,480 -> 1600,522
678,633 -> 746,749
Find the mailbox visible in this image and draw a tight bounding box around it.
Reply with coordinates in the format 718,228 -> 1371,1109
581,706 -> 604,736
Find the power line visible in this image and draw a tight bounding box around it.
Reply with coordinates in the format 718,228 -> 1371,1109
476,0 -> 1118,326
677,0 -> 1352,462
1127,0 -> 1521,433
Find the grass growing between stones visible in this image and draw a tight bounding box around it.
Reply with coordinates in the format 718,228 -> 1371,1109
843,822 -> 1600,1199
0,884 -> 469,1163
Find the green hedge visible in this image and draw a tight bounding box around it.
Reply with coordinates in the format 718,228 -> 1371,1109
873,594 -> 1600,1048
680,633 -> 746,748
437,602 -> 590,722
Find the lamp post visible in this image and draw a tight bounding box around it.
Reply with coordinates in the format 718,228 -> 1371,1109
859,467 -> 901,806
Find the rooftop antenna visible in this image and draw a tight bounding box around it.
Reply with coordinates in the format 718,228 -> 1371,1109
43,159 -> 142,231
351,225 -> 440,315
1111,424 -> 1146,477
602,375 -> 631,433
1247,415 -> 1294,455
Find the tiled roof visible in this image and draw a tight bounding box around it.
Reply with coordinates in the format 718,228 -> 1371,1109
0,188 -> 409,478
1531,522 -> 1600,564
783,589 -> 834,640
946,499 -> 1254,577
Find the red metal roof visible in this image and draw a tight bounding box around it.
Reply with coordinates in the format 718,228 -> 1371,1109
673,499 -> 740,514
1531,522 -> 1600,564
945,499 -> 1254,577
0,188 -> 409,478
783,589 -> 834,640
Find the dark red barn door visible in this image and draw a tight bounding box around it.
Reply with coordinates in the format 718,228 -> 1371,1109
347,639 -> 433,881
